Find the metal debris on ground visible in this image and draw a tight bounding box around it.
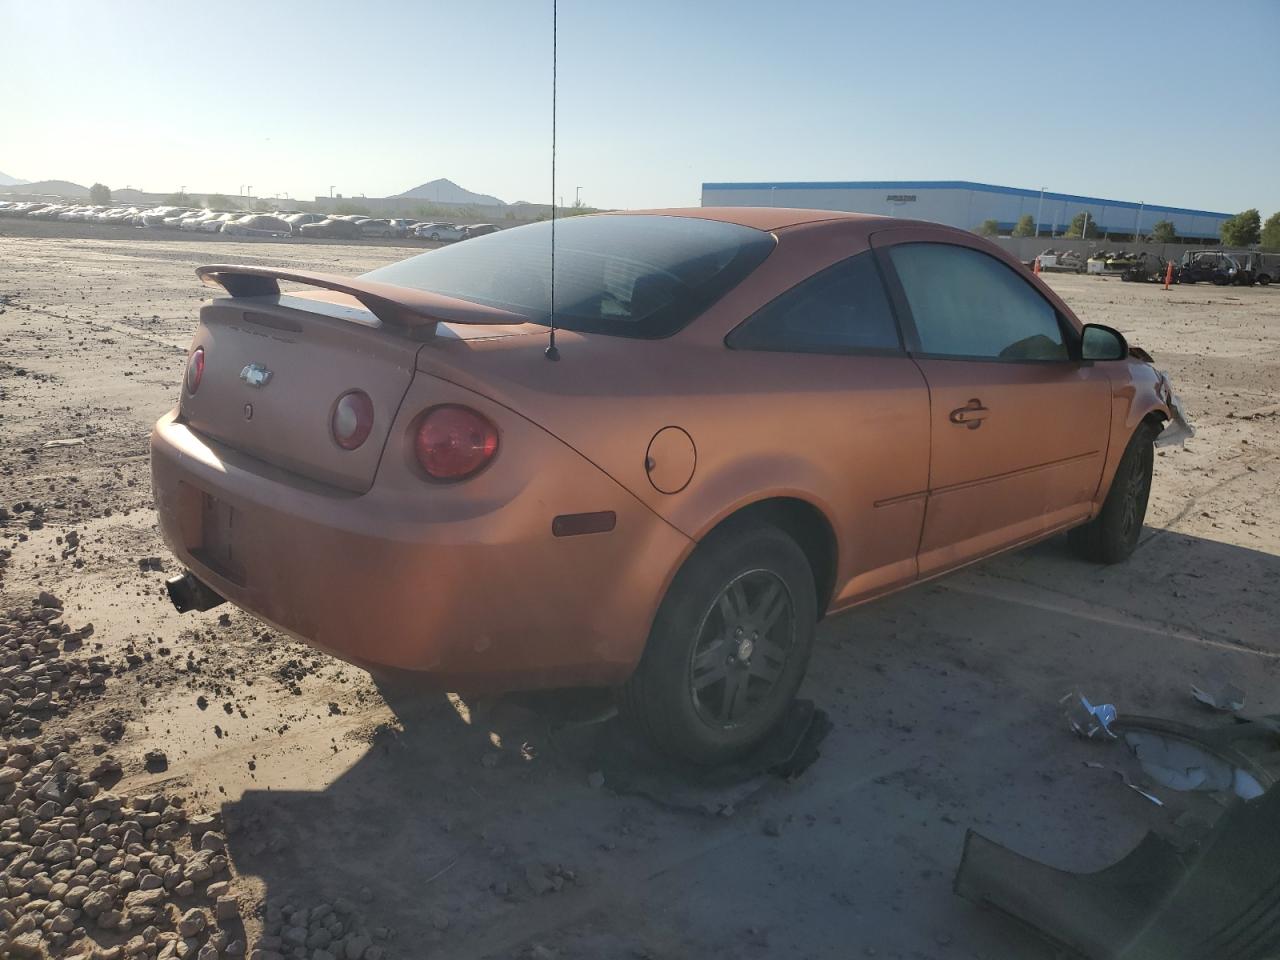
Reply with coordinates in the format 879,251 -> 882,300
1062,691 -> 1118,740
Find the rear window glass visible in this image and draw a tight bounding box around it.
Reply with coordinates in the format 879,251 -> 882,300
362,214 -> 776,338
728,251 -> 902,354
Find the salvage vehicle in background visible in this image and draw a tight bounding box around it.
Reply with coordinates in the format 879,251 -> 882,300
415,221 -> 466,241
282,213 -> 326,235
1086,250 -> 1137,275
1121,252 -> 1167,283
297,217 -> 364,240
199,212 -> 242,233
179,211 -> 223,231
358,218 -> 404,239
152,208 -> 1191,764
462,223 -> 499,239
1240,252 -> 1277,285
1034,249 -> 1086,273
138,206 -> 191,227
221,214 -> 292,239
1175,250 -> 1239,285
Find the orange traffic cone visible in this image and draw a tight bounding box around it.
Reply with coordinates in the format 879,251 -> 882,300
1163,260 -> 1174,290
1033,256 -> 1041,276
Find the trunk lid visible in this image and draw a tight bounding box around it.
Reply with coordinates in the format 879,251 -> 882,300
181,294 -> 421,493
181,267 -> 537,493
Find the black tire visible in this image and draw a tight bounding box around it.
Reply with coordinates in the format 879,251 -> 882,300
1068,421 -> 1156,564
620,523 -> 817,765
1259,275 -> 1271,286
430,232 -> 440,241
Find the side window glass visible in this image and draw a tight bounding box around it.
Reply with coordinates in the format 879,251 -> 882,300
728,251 -> 901,354
887,243 -> 1069,361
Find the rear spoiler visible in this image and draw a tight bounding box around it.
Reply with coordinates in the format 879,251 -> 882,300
196,264 -> 528,335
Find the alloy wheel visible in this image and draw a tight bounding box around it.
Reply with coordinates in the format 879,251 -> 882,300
688,569 -> 795,729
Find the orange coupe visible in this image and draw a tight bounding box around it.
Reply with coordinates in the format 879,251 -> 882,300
151,208 -> 1191,762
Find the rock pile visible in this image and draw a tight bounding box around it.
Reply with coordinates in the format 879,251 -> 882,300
1,594 -> 107,737
256,898 -> 393,960
0,733 -> 234,959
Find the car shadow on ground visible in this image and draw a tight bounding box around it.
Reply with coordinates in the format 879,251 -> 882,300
220,526 -> 1280,960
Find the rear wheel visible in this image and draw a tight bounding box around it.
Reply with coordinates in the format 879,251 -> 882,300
620,524 -> 817,765
1068,421 -> 1156,564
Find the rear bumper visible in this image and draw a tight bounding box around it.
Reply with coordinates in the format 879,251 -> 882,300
150,404 -> 691,691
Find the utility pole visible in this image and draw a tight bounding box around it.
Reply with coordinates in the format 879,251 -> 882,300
575,185 -> 582,206
329,185 -> 335,198
1035,186 -> 1045,238
1135,201 -> 1144,242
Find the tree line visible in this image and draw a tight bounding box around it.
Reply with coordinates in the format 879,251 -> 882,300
977,207 -> 1280,249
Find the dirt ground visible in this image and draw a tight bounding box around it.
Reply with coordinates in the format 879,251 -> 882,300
2,222 -> 1280,960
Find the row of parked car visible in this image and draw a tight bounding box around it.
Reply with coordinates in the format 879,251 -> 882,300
0,200 -> 501,243
1034,247 -> 1275,285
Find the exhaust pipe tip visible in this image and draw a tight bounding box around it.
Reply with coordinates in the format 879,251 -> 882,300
165,572 -> 226,614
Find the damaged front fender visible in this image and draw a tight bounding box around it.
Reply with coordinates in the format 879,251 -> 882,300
1156,390 -> 1195,448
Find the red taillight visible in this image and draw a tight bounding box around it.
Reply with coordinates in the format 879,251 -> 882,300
331,390 -> 374,450
414,405 -> 499,481
186,347 -> 205,394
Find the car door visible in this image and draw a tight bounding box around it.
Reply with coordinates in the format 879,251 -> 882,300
871,229 -> 1111,577
726,248 -> 930,603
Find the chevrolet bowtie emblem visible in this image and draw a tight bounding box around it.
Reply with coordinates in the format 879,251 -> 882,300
239,362 -> 273,388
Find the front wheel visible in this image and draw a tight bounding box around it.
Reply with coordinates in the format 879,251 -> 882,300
620,524 -> 817,765
1068,421 -> 1156,564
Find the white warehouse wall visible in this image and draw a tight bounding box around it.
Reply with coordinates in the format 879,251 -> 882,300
700,181 -> 1230,240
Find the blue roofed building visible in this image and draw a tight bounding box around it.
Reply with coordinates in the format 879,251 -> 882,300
700,180 -> 1230,240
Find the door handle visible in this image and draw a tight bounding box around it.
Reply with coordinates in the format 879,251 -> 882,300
949,399 -> 989,429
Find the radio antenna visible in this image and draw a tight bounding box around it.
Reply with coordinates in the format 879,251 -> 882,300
544,0 -> 561,361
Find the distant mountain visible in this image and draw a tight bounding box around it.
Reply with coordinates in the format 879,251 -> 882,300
394,178 -> 504,207
5,179 -> 89,198
0,171 -> 29,187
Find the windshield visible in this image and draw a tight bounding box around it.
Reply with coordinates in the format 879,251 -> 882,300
363,214 -> 776,338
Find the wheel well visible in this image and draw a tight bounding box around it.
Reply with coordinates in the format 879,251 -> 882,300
701,498 -> 838,615
1142,409 -> 1167,432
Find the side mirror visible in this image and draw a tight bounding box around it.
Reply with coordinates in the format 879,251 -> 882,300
1080,323 -> 1128,362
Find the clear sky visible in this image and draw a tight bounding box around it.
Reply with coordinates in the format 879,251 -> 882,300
2,0 -> 1277,215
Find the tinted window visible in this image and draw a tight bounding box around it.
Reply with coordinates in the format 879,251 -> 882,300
888,243 -> 1069,361
728,252 -> 901,354
362,215 -> 776,338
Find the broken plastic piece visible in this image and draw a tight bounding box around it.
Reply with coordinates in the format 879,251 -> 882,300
1112,767 -> 1163,806
1063,691 -> 1117,740
1124,730 -> 1264,800
955,782 -> 1280,959
1155,393 -> 1195,447
1190,679 -> 1244,712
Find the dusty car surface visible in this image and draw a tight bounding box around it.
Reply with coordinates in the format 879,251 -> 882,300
151,208 -> 1191,763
